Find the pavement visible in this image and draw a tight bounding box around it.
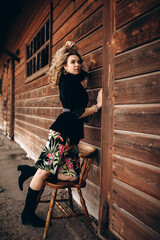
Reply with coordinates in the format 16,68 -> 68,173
0,130 -> 101,240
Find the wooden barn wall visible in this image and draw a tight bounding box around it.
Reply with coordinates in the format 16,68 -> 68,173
0,0 -> 103,220
111,0 -> 160,239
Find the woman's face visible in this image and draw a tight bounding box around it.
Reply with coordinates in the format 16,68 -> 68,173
64,55 -> 81,75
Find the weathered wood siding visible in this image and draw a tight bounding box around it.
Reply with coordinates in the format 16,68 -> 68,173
0,0 -> 102,219
112,0 -> 160,239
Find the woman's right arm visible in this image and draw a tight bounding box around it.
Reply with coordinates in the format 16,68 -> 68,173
79,89 -> 102,119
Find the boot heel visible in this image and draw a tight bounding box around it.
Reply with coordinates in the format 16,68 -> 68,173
21,213 -> 28,225
22,219 -> 28,225
17,165 -> 37,191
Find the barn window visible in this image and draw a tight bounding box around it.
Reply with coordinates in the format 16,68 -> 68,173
26,19 -> 49,81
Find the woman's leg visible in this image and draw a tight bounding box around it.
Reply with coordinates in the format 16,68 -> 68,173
30,168 -> 51,190
21,169 -> 51,227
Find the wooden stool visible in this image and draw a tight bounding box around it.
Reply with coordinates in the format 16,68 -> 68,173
40,142 -> 96,239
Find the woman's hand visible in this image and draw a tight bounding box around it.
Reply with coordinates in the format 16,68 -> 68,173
96,89 -> 102,108
65,41 -> 78,51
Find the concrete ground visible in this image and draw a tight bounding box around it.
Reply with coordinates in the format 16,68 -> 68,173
0,130 -> 101,240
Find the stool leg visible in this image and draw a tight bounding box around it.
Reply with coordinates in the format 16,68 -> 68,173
43,189 -> 57,239
68,188 -> 73,210
77,188 -> 91,227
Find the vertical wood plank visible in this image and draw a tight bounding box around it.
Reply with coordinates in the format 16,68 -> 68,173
9,59 -> 15,140
98,0 -> 115,239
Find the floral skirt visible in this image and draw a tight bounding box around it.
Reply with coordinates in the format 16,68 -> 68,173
35,130 -> 80,177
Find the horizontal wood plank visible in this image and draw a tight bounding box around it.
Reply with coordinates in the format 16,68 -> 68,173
14,128 -> 43,160
113,155 -> 160,199
115,72 -> 160,104
113,179 -> 160,233
82,180 -> 100,204
112,204 -> 160,240
53,0 -> 71,22
15,64 -> 24,78
15,71 -> 25,89
15,114 -> 53,130
52,9 -> 103,55
15,74 -> 52,94
53,0 -> 87,32
83,125 -> 101,147
53,0 -> 75,34
114,105 -> 160,135
15,124 -> 45,150
114,130 -> 160,167
53,0 -> 61,9
83,48 -> 102,71
115,6 -> 160,54
87,68 -> 102,89
52,0 -> 102,45
115,39 -> 160,79
77,28 -> 103,55
15,119 -> 48,141
116,0 -> 160,29
15,95 -> 61,108
86,111 -> 101,128
15,84 -> 58,100
15,107 -> 62,119
87,164 -> 100,187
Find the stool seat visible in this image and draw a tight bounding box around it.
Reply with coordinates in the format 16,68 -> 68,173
45,179 -> 86,189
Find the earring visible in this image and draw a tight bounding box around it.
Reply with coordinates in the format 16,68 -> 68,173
64,68 -> 68,75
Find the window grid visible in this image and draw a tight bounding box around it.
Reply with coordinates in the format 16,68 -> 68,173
26,19 -> 49,78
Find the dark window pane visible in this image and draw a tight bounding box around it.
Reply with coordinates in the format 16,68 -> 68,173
32,41 -> 34,56
41,26 -> 45,47
37,53 -> 41,70
33,57 -> 36,73
41,48 -> 45,68
34,37 -> 37,53
30,60 -> 32,76
37,32 -> 41,50
45,45 -> 49,65
27,45 -> 30,59
29,44 -> 32,59
30,41 -> 33,57
46,20 -> 49,41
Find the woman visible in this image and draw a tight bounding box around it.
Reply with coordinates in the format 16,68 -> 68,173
18,41 -> 102,227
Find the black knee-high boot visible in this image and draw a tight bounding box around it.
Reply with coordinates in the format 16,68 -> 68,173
17,165 -> 37,191
21,187 -> 45,227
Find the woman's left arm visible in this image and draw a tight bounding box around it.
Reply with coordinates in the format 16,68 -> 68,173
79,89 -> 102,119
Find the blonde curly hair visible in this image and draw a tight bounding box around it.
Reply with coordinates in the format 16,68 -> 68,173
47,45 -> 88,87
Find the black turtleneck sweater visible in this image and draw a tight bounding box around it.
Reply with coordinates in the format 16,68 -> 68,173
50,70 -> 89,143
